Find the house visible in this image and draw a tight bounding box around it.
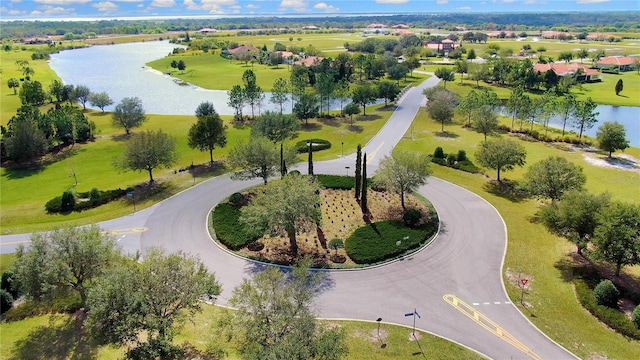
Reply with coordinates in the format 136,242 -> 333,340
392,24 -> 410,29
541,31 -> 570,39
303,25 -> 319,30
227,45 -> 260,55
586,32 -> 606,41
533,62 -> 602,82
294,56 -> 324,67
197,28 -> 218,34
596,56 -> 636,72
367,23 -> 387,29
393,29 -> 415,36
486,31 -> 515,38
424,39 -> 459,56
275,51 -> 298,64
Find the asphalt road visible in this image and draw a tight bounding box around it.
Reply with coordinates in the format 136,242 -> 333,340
0,77 -> 577,359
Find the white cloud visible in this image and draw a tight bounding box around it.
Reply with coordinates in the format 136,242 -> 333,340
183,0 -> 200,9
31,5 -> 75,15
33,0 -> 88,4
111,0 -> 143,2
280,0 -> 307,11
314,2 -> 339,12
576,0 -> 609,3
456,6 -> 471,9
375,0 -> 409,4
1,6 -> 26,15
246,3 -> 259,9
150,0 -> 175,7
93,1 -> 118,12
437,0 -> 448,4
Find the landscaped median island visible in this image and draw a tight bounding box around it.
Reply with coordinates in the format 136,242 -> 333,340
211,174 -> 438,268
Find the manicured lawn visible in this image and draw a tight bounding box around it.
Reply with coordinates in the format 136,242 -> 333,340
396,110 -> 640,359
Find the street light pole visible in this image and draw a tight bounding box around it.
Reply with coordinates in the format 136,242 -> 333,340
341,141 -> 344,157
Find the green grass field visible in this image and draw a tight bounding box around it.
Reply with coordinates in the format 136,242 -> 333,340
396,110 -> 640,359
0,304 -> 482,360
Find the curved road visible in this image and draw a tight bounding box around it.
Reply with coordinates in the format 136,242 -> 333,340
1,77 -> 576,359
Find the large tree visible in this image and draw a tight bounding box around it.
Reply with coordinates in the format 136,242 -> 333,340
475,138 -> 527,181
458,90 -> 480,126
573,97 -> 598,139
351,83 -> 377,116
112,96 -> 147,134
87,248 -> 221,356
270,78 -> 289,114
7,77 -> 19,95
377,80 -> 400,107
434,67 -> 455,89
74,85 -> 91,110
3,106 -> 48,163
522,156 -> 586,201
314,72 -> 336,116
539,190 -> 610,255
557,94 -> 576,136
227,84 -> 246,120
115,129 -> 178,183
229,263 -> 347,359
89,91 -> 113,113
424,88 -> 458,132
243,69 -> 263,118
228,136 -> 296,185
19,80 -> 46,106
375,151 -> 432,210
251,111 -> 300,143
240,174 -> 322,255
596,121 -> 629,158
293,92 -> 319,125
473,106 -> 500,141
594,202 -> 640,276
14,225 -> 119,309
188,102 -> 227,165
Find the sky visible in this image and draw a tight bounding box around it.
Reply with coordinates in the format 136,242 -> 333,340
0,0 -> 638,20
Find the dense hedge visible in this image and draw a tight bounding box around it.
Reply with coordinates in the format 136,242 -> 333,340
345,220 -> 436,264
45,187 -> 130,213
316,174 -> 355,190
431,147 -> 481,174
3,294 -> 82,322
295,138 -> 331,153
575,280 -> 640,339
212,203 -> 257,250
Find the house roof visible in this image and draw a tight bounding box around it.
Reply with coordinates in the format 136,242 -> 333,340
294,56 -> 324,66
367,23 -> 387,28
275,51 -> 295,59
392,24 -> 409,29
597,56 -> 636,66
533,62 -> 600,76
541,31 -> 569,38
441,39 -> 455,43
198,28 -> 217,33
394,29 -> 415,36
228,45 -> 260,55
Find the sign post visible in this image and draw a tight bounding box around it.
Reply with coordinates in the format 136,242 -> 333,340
404,309 -> 421,338
127,191 -> 136,213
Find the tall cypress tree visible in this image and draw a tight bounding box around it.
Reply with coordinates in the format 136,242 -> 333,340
280,143 -> 286,178
355,144 -> 362,199
361,152 -> 368,214
308,143 -> 314,175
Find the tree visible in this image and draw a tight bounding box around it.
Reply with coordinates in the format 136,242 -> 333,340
229,136 -> 296,185
507,86 -> 527,130
177,59 -> 186,73
473,106 -> 500,141
615,79 -> 623,96
538,90 -> 558,136
243,69 -> 263,118
89,91 -> 113,113
387,64 -> 409,84
240,175 -> 321,255
335,79 -> 350,115
49,79 -> 66,103
188,102 -> 227,165
74,85 -> 91,110
355,144 -> 362,199
468,62 -> 489,88
594,202 -> 640,276
475,139 -> 527,181
7,78 -> 19,95
557,94 -> 576,136
229,264 -> 347,359
405,56 -> 421,76
377,80 -> 400,107
522,156 -> 586,201
424,88 -> 458,132
270,78 -> 289,114
344,102 -> 360,125
4,106 -> 48,163
458,90 -> 480,126
577,48 -> 589,62
455,59 -> 468,83
227,84 -> 246,120
293,92 -> 319,125
251,111 -> 300,143
573,98 -> 599,139
87,248 -> 221,355
467,48 -> 477,60
307,143 -> 314,175
19,80 -> 46,106
112,97 -> 147,135
22,66 -> 34,80
434,67 -> 455,89
558,51 -> 573,63
314,72 -> 336,116
361,153 -> 368,213
351,83 -> 377,116
539,190 -> 610,255
14,225 -> 118,309
115,130 -> 178,183
596,121 -> 629,158
375,151 -> 432,210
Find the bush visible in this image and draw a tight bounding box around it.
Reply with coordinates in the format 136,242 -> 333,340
295,138 -> 331,153
60,189 -> 76,212
402,209 -> 422,228
453,160 -> 482,174
634,305 -> 640,329
45,196 -> 63,213
456,150 -> 467,162
345,220 -> 436,264
89,187 -> 101,205
229,192 -> 244,205
316,174 -> 354,190
127,339 -> 184,360
3,294 -> 82,321
1,271 -> 18,298
247,241 -> 264,252
212,203 -> 257,250
594,279 -> 620,307
433,146 -> 445,159
328,238 -> 344,252
446,153 -> 456,166
497,124 -> 511,132
0,289 -> 13,314
45,187 -> 129,213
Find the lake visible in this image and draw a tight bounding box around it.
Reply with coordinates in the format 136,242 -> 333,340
49,40 -> 639,146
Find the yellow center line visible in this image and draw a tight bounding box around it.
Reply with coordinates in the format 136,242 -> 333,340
0,240 -> 31,246
443,294 -> 542,360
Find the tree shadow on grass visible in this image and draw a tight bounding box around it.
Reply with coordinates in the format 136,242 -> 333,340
1,164 -> 45,180
12,313 -> 97,360
110,133 -> 131,142
317,116 -> 342,127
483,179 -> 528,203
434,131 -> 459,139
301,123 -> 322,131
357,114 -> 382,122
375,104 -> 397,112
348,125 -> 363,133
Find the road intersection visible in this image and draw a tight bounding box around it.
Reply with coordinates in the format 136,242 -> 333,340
1,76 -> 576,359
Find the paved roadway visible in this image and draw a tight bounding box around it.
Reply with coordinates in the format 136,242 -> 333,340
0,77 -> 577,359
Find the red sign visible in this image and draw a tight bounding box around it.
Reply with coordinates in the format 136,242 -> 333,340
521,279 -> 529,286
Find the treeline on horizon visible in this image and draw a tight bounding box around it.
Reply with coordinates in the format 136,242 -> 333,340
1,12 -> 639,40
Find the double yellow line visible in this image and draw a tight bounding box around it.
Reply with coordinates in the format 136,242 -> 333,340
443,294 -> 542,360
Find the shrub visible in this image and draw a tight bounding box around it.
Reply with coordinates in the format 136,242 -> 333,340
45,196 -> 63,213
288,170 -> 301,176
497,124 -> 511,132
328,238 -> 344,252
295,138 -> 331,153
456,150 -> 467,162
316,174 -> 354,190
431,157 -> 447,166
1,271 -> 18,298
46,187 -> 129,213
60,189 -> 76,212
634,305 -> 640,329
0,289 -> 13,314
247,241 -> 264,252
453,160 -> 482,174
89,187 -> 101,205
345,220 -> 436,264
212,203 -> 257,250
229,192 -> 244,205
594,279 -> 620,307
446,153 -> 456,166
433,146 -> 445,159
402,209 -> 422,228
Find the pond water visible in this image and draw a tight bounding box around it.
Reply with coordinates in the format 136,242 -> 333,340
50,40 -> 638,146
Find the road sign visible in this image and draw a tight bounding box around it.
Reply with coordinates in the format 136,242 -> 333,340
404,313 -> 414,317
521,279 -> 529,286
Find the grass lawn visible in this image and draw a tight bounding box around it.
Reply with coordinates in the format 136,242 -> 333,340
396,110 -> 640,359
0,304 -> 482,359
